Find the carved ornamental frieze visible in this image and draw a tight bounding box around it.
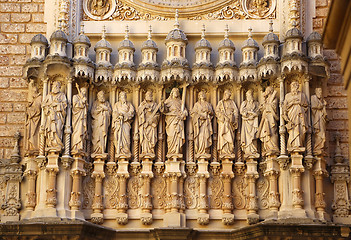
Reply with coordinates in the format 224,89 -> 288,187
82,0 -> 276,21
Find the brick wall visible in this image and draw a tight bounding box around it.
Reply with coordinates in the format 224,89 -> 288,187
0,0 -> 45,159
313,0 -> 349,159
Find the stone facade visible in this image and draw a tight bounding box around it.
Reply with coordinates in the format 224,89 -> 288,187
0,0 -> 350,239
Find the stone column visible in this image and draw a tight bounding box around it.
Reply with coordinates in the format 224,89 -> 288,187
116,172 -> 129,225
313,155 -> 328,221
197,156 -> 210,225
221,158 -> 235,225
23,154 -> 38,219
290,152 -> 306,218
140,156 -> 154,225
45,150 -> 60,217
245,157 -> 259,224
91,155 -> 106,224
264,154 -> 280,220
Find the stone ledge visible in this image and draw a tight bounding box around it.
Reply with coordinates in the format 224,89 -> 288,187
0,220 -> 350,240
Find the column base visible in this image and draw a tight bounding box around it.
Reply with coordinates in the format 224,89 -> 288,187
316,211 -> 330,222
163,212 -> 186,227
247,213 -> 259,225
141,212 -> 153,225
32,207 -> 57,218
290,208 -> 307,218
91,212 -> 104,224
266,210 -> 278,220
222,213 -> 235,225
21,210 -> 33,220
70,210 -> 85,220
1,215 -> 19,223
116,212 -> 128,225
197,213 -> 210,225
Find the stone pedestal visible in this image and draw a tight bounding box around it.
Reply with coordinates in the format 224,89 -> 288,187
313,156 -> 329,221
45,151 -> 60,218
197,156 -> 210,225
220,158 -> 234,225
91,154 -> 106,224
290,153 -> 307,218
22,155 -> 38,219
264,155 -> 280,220
245,157 -> 259,224
140,156 -> 154,225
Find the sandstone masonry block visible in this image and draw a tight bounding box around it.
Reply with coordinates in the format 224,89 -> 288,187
0,3 -> 21,12
0,78 -> 10,88
19,33 -> 37,43
327,85 -> 347,97
0,13 -> 10,23
7,112 -> 25,124
21,3 -> 38,13
0,33 -> 18,44
316,7 -> 329,17
328,74 -> 344,85
0,103 -> 13,112
0,56 -> 9,66
8,45 -> 26,55
324,49 -> 339,60
0,66 -> 23,77
0,90 -> 27,102
10,77 -> 28,88
0,113 -> 6,124
13,102 -> 26,112
313,18 -> 323,29
1,23 -> 25,33
316,0 -> 328,7
32,13 -> 44,23
11,13 -> 31,23
9,55 -> 28,65
327,97 -> 348,109
0,125 -> 24,137
26,23 -> 46,33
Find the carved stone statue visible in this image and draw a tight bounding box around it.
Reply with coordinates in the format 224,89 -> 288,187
216,89 -> 239,159
112,91 -> 135,159
311,88 -> 328,155
282,81 -> 308,152
25,81 -> 42,154
161,88 -> 188,157
258,86 -> 279,156
71,86 -> 88,155
91,90 -> 112,156
138,90 -> 160,158
42,81 -> 67,152
240,89 -> 259,158
89,0 -> 110,16
191,91 -> 213,157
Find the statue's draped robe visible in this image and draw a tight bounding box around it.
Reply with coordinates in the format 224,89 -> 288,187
71,94 -> 88,153
311,95 -> 327,155
91,100 -> 112,155
240,100 -> 259,157
191,100 -> 213,155
25,93 -> 42,152
216,99 -> 238,156
164,97 -> 188,155
138,101 -> 159,156
258,91 -> 279,156
112,101 -> 135,156
42,92 -> 67,151
283,91 -> 308,151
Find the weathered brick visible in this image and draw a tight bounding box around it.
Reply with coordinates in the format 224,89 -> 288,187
316,7 -> 329,17
327,85 -> 347,97
316,0 -> 328,7
8,45 -> 26,55
13,102 -> 26,112
21,3 -> 38,13
32,13 -> 43,23
0,78 -> 10,88
324,49 -> 339,60
11,13 -> 31,23
0,66 -> 23,77
0,13 -> 10,23
332,110 -> 349,120
327,120 -> 346,131
327,97 -> 348,109
0,114 -> 6,124
26,23 -> 46,33
0,33 -> 18,44
329,60 -> 342,73
313,18 -> 323,29
38,3 -> 44,12
0,45 -> 9,54
0,138 -> 14,148
0,103 -> 13,112
0,3 -> 21,12
328,73 -> 344,85
10,77 -> 28,88
0,125 -> 24,137
7,112 -> 25,124
0,56 -> 9,66
9,55 -> 28,65
19,33 -> 36,43
1,23 -> 25,33
0,90 -> 27,102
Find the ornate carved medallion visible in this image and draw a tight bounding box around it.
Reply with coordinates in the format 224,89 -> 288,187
83,0 -> 117,20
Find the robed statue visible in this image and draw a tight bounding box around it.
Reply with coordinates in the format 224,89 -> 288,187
311,88 -> 328,155
258,86 -> 279,156
191,91 -> 213,157
42,81 -> 67,152
282,81 -> 308,152
91,90 -> 112,155
161,88 -> 188,157
71,85 -> 88,154
25,80 -> 42,154
138,90 -> 160,158
112,91 -> 135,159
216,89 -> 239,159
240,89 -> 260,158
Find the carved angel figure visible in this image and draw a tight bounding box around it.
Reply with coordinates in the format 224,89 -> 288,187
216,89 -> 239,159
191,91 -> 213,157
71,86 -> 88,154
42,81 -> 67,152
91,90 -> 112,155
161,88 -> 188,157
311,88 -> 328,155
138,90 -> 160,158
282,81 -> 308,152
112,91 -> 135,159
25,81 -> 42,154
240,89 -> 259,158
258,86 -> 279,156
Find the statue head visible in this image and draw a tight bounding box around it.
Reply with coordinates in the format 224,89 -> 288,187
291,81 -> 299,94
315,88 -> 322,98
246,89 -> 253,101
145,90 -> 153,102
119,91 -> 127,103
80,87 -> 87,97
223,89 -> 232,100
170,88 -> 180,99
97,90 -> 105,103
198,90 -> 206,101
52,81 -> 61,94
